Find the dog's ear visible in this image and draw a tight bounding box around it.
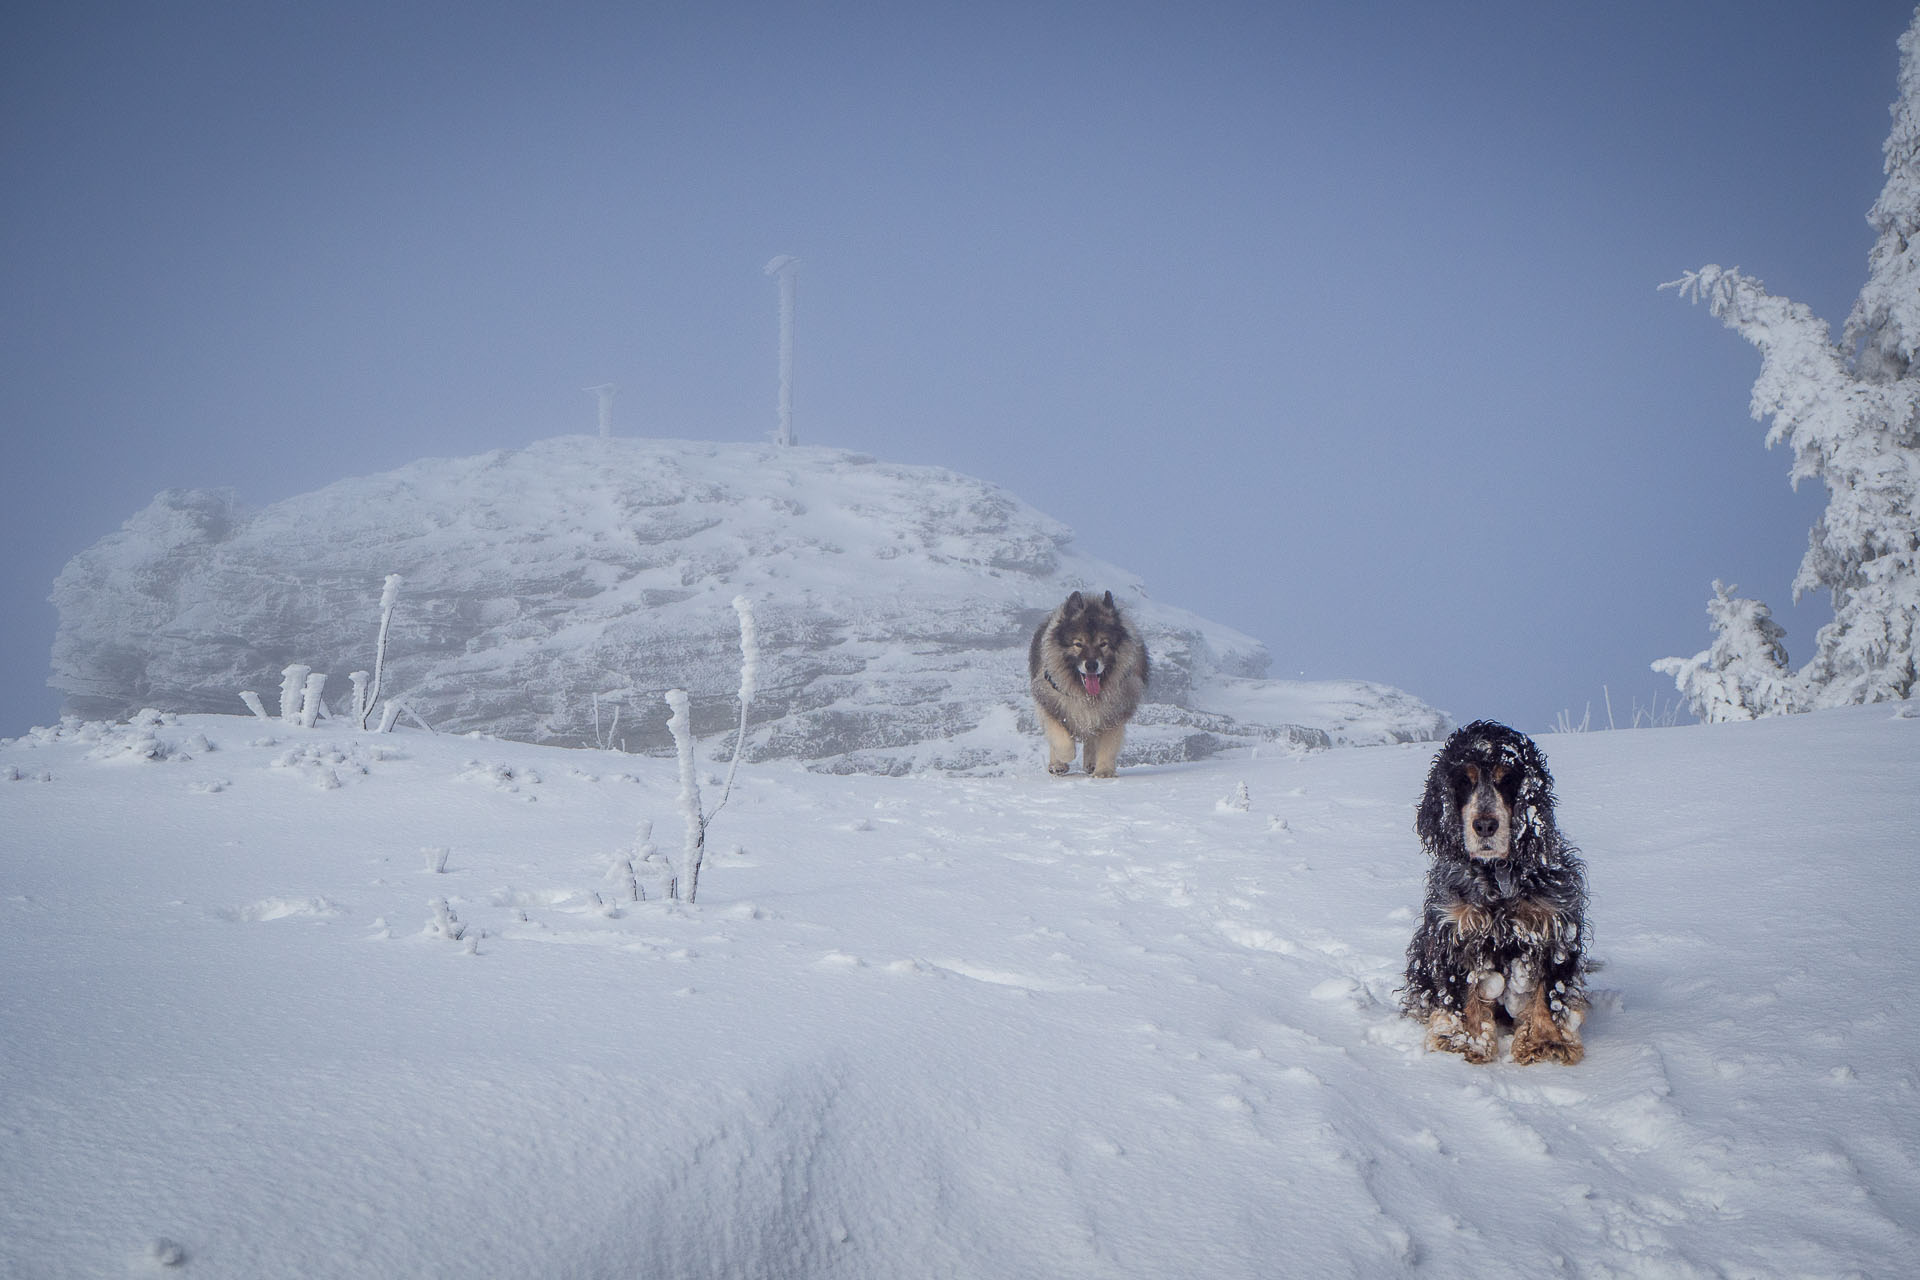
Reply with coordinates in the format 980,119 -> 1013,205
1065,591 -> 1085,614
1102,590 -> 1115,609
1509,737 -> 1559,859
1415,754 -> 1451,852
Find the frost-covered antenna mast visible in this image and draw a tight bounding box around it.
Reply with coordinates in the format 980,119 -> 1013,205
764,255 -> 800,446
583,383 -> 617,438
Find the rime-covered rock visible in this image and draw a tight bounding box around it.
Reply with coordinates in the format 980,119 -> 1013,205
49,437 -> 1446,769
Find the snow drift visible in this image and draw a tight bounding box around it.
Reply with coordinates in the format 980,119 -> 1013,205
47,436 -> 1446,770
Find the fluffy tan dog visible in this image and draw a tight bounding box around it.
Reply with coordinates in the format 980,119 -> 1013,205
1027,590 -> 1149,777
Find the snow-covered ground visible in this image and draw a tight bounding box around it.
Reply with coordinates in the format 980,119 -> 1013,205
3,705 -> 1916,1277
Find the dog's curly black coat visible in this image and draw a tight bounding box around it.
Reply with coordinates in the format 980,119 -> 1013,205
1400,720 -> 1590,1065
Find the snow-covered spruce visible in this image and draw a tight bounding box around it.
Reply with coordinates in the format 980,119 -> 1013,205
1652,581 -> 1803,722
1658,12 -> 1920,717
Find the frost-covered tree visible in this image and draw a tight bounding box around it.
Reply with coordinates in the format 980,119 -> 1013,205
1652,581 -> 1802,722
1658,10 -> 1920,714
1849,12 -> 1920,386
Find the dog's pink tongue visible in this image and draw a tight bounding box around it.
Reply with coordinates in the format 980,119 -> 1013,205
1083,671 -> 1102,698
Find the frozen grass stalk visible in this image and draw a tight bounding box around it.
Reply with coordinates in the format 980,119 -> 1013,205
592,692 -> 621,751
298,672 -> 328,729
710,594 -> 758,821
278,665 -> 310,725
360,575 -> 403,730
664,689 -> 706,903
238,690 -> 270,721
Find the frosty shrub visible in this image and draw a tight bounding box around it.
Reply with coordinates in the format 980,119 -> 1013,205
1658,12 -> 1920,718
653,596 -> 758,904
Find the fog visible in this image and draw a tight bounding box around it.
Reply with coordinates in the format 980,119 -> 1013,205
3,1 -> 1911,736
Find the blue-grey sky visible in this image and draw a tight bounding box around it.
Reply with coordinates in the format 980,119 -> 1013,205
3,1 -> 1913,737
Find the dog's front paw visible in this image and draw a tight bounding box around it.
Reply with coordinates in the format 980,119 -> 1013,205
1047,762 -> 1072,776
1425,1010 -> 1498,1064
1511,1016 -> 1584,1066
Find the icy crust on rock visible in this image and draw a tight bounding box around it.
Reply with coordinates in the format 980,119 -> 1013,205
49,436 -> 1446,769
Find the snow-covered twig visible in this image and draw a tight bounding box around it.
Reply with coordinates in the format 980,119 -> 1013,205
708,595 -> 758,823
428,897 -> 465,942
298,672 -> 328,729
591,693 -> 622,752
360,575 -> 403,730
385,700 -> 435,734
239,690 -> 270,722
278,665 -> 310,726
664,689 -> 706,903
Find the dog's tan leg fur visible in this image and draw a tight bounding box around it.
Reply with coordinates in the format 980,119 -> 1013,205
1087,726 -> 1126,778
1510,985 -> 1585,1066
1426,993 -> 1499,1064
1038,706 -> 1077,775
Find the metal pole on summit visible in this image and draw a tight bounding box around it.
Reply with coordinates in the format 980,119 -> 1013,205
764,255 -> 799,446
584,383 -> 616,438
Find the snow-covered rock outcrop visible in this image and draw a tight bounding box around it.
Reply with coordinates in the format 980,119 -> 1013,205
49,437 -> 1446,770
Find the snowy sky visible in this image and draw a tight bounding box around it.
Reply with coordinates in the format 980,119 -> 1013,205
3,1 -> 1914,737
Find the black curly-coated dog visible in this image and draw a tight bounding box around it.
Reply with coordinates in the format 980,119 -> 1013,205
1401,721 -> 1589,1065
